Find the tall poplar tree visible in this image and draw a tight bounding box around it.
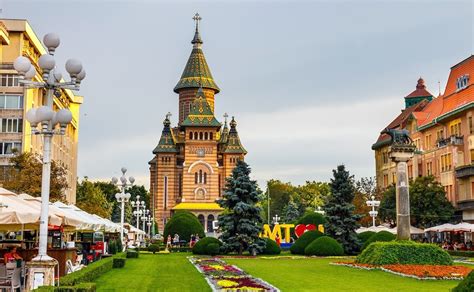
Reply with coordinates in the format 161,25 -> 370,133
217,160 -> 265,255
324,165 -> 361,254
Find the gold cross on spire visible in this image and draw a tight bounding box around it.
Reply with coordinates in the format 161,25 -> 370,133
193,13 -> 202,32
223,113 -> 228,124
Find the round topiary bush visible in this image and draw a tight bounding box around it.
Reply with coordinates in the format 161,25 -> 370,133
147,244 -> 160,254
357,231 -> 376,245
206,243 -> 220,256
296,212 -> 327,226
362,231 -> 396,250
290,230 -> 324,255
163,211 -> 205,243
453,270 -> 474,292
357,241 -> 453,265
261,238 -> 281,255
192,237 -> 223,255
304,236 -> 344,256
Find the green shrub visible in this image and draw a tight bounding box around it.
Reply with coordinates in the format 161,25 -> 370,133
60,255 -> 117,286
296,212 -> 326,226
448,250 -> 474,257
357,241 -> 453,265
55,287 -> 76,292
206,243 -> 220,256
304,236 -> 344,256
74,283 -> 96,292
115,239 -> 123,253
169,247 -> 192,253
112,258 -> 125,268
261,238 -> 281,255
33,287 -> 55,291
362,231 -> 396,250
147,244 -> 160,254
163,211 -> 205,243
192,237 -> 222,255
126,250 -> 139,258
453,270 -> 474,292
108,241 -> 117,255
357,231 -> 376,244
290,230 -> 324,255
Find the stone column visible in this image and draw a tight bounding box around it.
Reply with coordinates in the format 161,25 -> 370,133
389,148 -> 415,240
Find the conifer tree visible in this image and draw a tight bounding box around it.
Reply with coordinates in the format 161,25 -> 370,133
324,165 -> 361,254
217,160 -> 265,255
283,199 -> 300,223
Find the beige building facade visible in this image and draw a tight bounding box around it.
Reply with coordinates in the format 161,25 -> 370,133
0,19 -> 83,203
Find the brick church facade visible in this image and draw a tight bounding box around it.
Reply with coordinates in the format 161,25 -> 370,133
149,15 -> 247,232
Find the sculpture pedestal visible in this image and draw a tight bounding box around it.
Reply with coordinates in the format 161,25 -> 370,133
25,255 -> 58,291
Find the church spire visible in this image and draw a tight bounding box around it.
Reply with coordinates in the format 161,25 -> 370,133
174,13 -> 220,94
223,116 -> 247,154
153,113 -> 177,154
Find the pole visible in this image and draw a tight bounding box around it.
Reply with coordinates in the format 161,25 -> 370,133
372,205 -> 376,228
120,198 -> 125,245
136,203 -> 140,229
36,87 -> 53,260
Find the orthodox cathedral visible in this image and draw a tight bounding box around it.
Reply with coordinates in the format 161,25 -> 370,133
149,14 -> 247,232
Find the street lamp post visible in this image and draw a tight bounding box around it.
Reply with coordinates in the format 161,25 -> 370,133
146,215 -> 152,238
315,206 -> 325,215
272,214 -> 280,225
111,167 -> 134,245
141,208 -> 149,235
131,197 -> 145,230
14,33 -> 85,289
366,195 -> 380,228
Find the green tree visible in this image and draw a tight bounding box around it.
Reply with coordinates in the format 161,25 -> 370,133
267,180 -> 293,220
293,181 -> 330,213
217,160 -> 265,255
379,176 -> 454,228
324,165 -> 361,254
126,185 -> 150,226
378,185 -> 396,226
76,178 -> 113,218
1,151 -> 68,201
354,177 -> 380,226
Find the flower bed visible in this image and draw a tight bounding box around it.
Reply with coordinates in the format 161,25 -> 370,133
189,257 -> 279,291
332,262 -> 472,280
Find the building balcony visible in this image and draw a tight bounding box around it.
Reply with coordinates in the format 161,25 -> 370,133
456,164 -> 474,178
437,135 -> 464,148
0,63 -> 14,70
457,199 -> 474,211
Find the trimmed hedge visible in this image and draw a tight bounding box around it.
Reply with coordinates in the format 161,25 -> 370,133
362,231 -> 396,250
147,244 -> 160,254
112,258 -> 125,268
192,237 -> 223,255
453,270 -> 474,292
163,211 -> 205,243
357,231 -> 376,244
170,247 -> 192,253
448,250 -> 474,257
126,250 -> 139,258
207,243 -> 220,256
33,283 -> 96,292
60,255 -> 117,286
305,236 -> 344,256
357,241 -> 453,265
261,238 -> 281,255
290,230 -> 324,255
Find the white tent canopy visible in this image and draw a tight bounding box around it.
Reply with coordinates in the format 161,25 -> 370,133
425,222 -> 474,233
357,225 -> 425,235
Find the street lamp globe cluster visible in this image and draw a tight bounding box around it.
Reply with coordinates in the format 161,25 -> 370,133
366,195 -> 381,228
131,197 -> 148,230
112,167 -> 135,245
13,33 -> 85,263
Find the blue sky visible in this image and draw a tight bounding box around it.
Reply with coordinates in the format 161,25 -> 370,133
1,0 -> 473,188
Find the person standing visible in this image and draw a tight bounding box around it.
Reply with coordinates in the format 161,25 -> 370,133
166,235 -> 172,250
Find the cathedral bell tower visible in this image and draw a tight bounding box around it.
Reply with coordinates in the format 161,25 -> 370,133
174,13 -> 220,124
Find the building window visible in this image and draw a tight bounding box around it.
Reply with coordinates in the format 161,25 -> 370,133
194,132 -> 198,140
199,132 -> 203,140
198,214 -> 205,227
441,153 -> 452,172
199,170 -> 203,183
204,132 -> 208,140
204,172 -> 207,184
471,149 -> 474,163
207,214 -> 215,233
470,116 -> 473,135
383,174 -> 388,188
450,121 -> 461,136
426,161 -> 433,176
1,118 -> 22,133
164,176 -> 168,210
0,95 -> 23,109
456,74 -> 470,91
210,132 -> 213,140
189,132 -> 193,140
436,129 -> 444,141
0,142 -> 21,155
0,74 -> 20,87
414,138 -> 421,150
195,172 -> 198,184
408,165 -> 413,179
425,134 -> 432,150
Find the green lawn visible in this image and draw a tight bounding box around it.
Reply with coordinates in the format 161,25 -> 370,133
93,252 -> 463,291
224,257 -> 461,292
94,252 -> 211,292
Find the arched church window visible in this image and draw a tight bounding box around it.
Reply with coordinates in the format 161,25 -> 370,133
199,132 -> 203,140
210,132 -> 213,140
199,170 -> 203,183
195,172 -> 198,184
194,132 -> 198,140
189,132 -> 193,140
207,214 -> 215,233
204,172 -> 207,184
204,132 -> 208,140
198,214 -> 205,227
